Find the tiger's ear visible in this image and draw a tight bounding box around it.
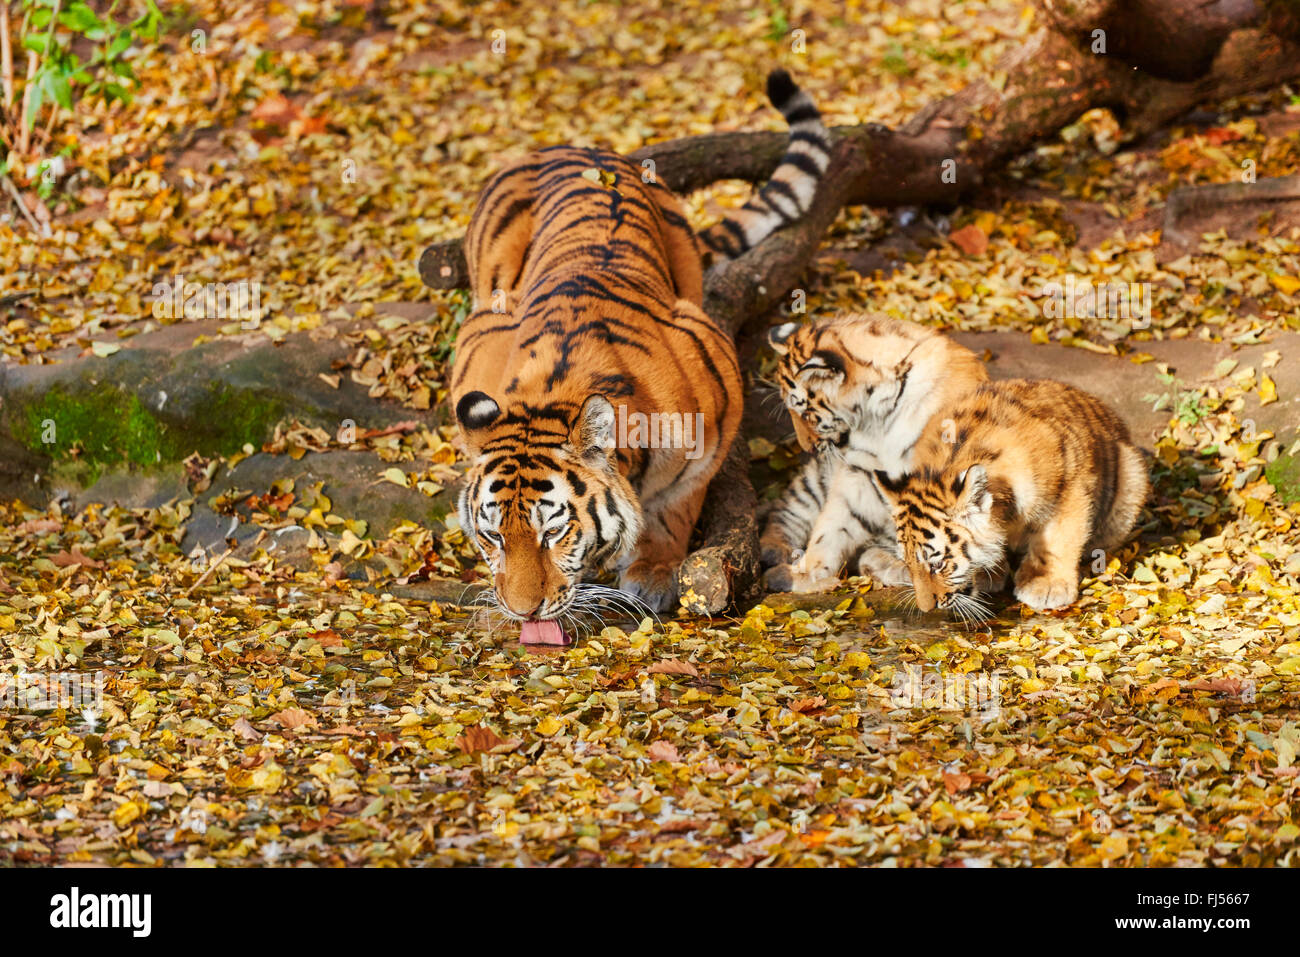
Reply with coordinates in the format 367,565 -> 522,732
455,391 -> 500,457
768,322 -> 799,356
873,469 -> 908,504
953,464 -> 992,517
570,394 -> 617,469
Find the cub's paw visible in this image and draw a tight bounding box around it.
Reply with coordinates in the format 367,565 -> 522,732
786,556 -> 841,593
760,538 -> 796,569
858,549 -> 911,587
764,560 -> 838,594
1014,574 -> 1078,611
619,561 -> 679,613
764,563 -> 796,593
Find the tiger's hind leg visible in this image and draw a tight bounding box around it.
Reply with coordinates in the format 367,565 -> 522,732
786,463 -> 894,592
619,478 -> 711,613
760,455 -> 827,568
1094,443 -> 1150,552
464,162 -> 535,309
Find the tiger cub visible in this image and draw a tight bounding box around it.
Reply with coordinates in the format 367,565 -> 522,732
450,71 -> 831,635
873,379 -> 1149,617
761,314 -> 988,592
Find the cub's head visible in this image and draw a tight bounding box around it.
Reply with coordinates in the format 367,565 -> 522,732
874,465 -> 1005,617
454,391 -> 642,621
768,317 -> 926,453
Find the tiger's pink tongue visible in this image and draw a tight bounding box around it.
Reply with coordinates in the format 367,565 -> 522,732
520,619 -> 569,645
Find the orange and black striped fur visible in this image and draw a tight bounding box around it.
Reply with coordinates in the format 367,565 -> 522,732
450,71 -> 831,620
762,314 -> 988,592
874,379 -> 1149,618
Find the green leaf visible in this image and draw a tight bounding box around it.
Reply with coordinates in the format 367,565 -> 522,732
103,82 -> 132,104
107,31 -> 133,60
60,3 -> 104,34
132,0 -> 163,40
44,71 -> 72,110
24,81 -> 44,129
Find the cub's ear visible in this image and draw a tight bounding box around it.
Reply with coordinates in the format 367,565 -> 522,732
768,322 -> 799,356
455,391 -> 501,457
872,469 -> 908,503
570,394 -> 617,469
953,464 -> 993,516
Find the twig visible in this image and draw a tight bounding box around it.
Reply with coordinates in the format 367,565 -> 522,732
1,3 -> 14,122
17,47 -> 33,155
185,530 -> 266,595
1,169 -> 42,233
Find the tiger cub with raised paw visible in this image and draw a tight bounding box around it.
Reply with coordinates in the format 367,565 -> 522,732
761,313 -> 988,593
873,378 -> 1149,618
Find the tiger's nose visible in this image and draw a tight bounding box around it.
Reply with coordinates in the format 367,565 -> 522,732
502,596 -> 543,618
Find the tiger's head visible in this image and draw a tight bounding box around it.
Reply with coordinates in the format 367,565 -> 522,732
873,465 -> 1005,616
454,391 -> 642,621
767,315 -> 931,454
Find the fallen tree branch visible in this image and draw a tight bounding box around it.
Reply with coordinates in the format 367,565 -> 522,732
1162,173 -> 1300,247
676,431 -> 761,616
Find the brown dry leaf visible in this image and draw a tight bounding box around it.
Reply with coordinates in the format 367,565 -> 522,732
49,548 -> 103,568
320,725 -> 365,737
455,725 -> 504,754
309,628 -> 345,648
647,659 -> 699,677
943,771 -> 973,794
269,707 -> 319,730
647,740 -> 680,762
232,717 -> 262,742
252,93 -> 303,127
657,817 -> 702,833
1134,677 -> 1181,704
948,224 -> 989,255
789,696 -> 827,713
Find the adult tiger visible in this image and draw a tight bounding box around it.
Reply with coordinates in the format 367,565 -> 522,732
450,70 -> 830,642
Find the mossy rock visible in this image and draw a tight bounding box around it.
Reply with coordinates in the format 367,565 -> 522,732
1266,453 -> 1300,504
11,380 -> 284,486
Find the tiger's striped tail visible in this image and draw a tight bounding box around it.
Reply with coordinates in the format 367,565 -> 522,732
699,69 -> 831,260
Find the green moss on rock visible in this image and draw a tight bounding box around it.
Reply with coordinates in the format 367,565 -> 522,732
1266,454 -> 1300,505
14,382 -> 284,479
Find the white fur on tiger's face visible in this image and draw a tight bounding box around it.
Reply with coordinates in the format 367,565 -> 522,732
760,314 -> 989,595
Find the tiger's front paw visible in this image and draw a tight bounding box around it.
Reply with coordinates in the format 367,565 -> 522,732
858,548 -> 911,587
619,561 -> 680,613
1013,574 -> 1078,611
779,554 -> 840,593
